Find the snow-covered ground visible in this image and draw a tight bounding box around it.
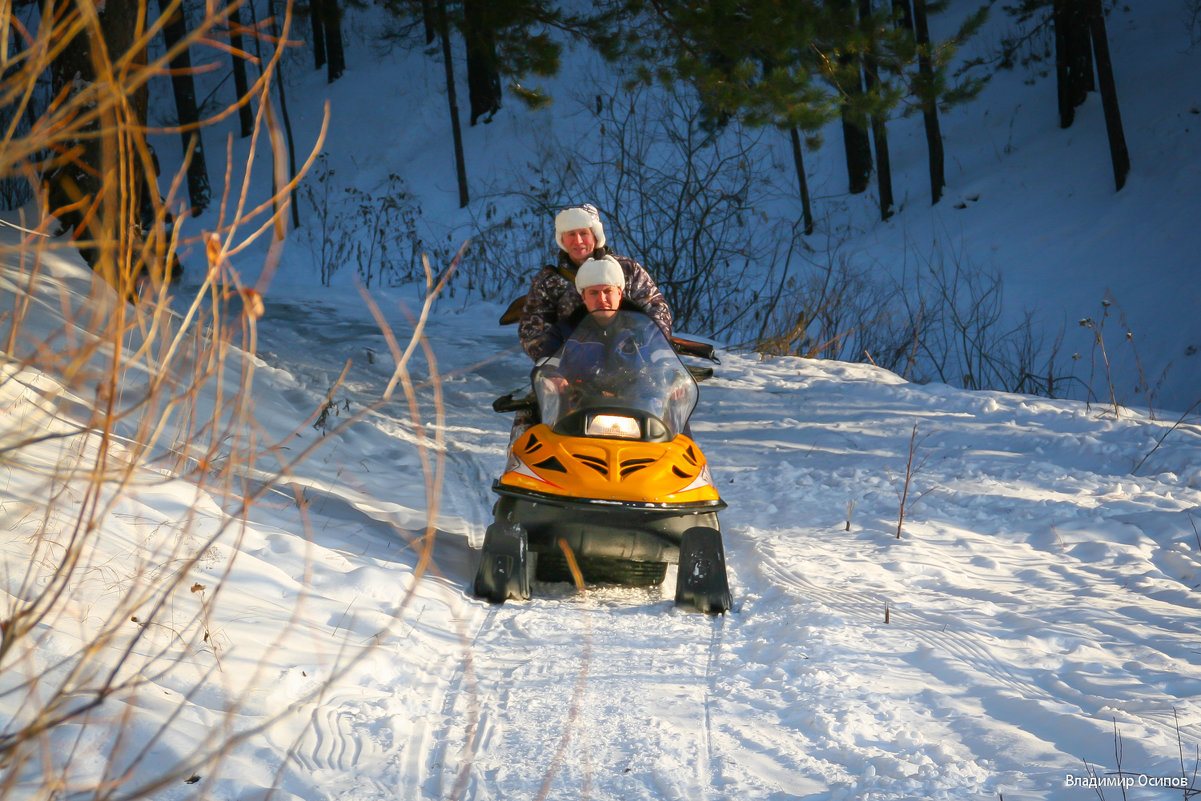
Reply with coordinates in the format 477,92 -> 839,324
3,0 -> 1201,798
2,242 -> 1200,800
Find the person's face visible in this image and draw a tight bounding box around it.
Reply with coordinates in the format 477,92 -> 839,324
562,228 -> 597,264
581,284 -> 623,320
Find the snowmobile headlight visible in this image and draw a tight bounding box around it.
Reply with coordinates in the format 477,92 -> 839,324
587,414 -> 641,439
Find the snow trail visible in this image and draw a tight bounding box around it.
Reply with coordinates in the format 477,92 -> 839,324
253,299 -> 738,800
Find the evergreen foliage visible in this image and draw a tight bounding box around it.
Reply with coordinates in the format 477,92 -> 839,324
592,0 -> 986,219
380,0 -> 574,111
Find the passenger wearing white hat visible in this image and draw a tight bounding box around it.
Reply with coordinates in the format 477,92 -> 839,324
518,203 -> 672,362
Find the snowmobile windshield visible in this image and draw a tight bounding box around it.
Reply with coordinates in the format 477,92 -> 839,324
533,310 -> 698,439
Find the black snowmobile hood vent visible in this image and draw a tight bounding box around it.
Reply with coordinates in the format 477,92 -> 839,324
619,457 -> 655,478
572,452 -> 608,475
533,456 -> 567,473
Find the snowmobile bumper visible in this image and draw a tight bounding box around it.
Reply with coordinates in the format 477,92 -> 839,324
491,484 -> 724,563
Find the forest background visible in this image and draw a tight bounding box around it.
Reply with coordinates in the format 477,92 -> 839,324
4,0 -> 1199,416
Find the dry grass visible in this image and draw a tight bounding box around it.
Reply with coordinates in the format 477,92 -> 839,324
0,2 -> 448,797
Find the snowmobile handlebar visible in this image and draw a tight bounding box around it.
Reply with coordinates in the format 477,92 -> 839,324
670,336 -> 718,363
493,391 -> 537,414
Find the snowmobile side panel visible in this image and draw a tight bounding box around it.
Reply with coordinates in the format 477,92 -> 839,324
472,521 -> 530,603
675,526 -> 732,614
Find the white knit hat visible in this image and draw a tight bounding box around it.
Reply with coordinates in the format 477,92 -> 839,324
575,255 -> 624,293
554,203 -> 607,251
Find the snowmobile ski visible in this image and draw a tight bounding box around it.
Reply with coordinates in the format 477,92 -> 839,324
675,526 -> 732,614
473,521 -> 530,603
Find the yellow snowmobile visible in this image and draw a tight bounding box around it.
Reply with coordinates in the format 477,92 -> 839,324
473,310 -> 731,613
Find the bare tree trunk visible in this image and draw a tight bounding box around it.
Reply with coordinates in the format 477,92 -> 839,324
1054,0 -> 1093,128
1,19 -> 44,208
1086,0 -> 1129,190
839,91 -> 872,194
868,112 -> 893,220
438,0 -> 469,207
311,0 -> 327,69
47,0 -> 149,285
421,0 -> 436,45
462,0 -> 501,125
322,0 -> 345,83
228,1 -> 254,138
788,127 -> 814,235
834,0 -> 871,194
157,0 -> 210,214
840,112 -> 871,193
897,0 -> 945,204
859,0 -> 893,220
262,0 -> 300,228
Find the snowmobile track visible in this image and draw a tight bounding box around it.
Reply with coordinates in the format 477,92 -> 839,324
409,603 -> 500,801
701,614 -> 726,795
403,593 -> 730,801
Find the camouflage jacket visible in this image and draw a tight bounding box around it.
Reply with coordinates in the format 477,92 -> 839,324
517,248 -> 672,361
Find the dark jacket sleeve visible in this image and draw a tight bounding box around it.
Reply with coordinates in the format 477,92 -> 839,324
612,254 -> 673,339
517,266 -> 581,361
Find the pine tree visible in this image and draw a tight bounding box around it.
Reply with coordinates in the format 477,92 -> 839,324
1054,0 -> 1094,127
627,0 -> 837,230
309,0 -> 346,82
323,0 -> 347,82
437,0 -> 469,206
311,0 -> 328,69
383,0 -> 565,123
611,0 -> 986,223
827,0 -> 874,196
894,0 -> 988,205
858,0 -> 896,220
896,0 -> 942,202
463,0 -> 502,124
1083,0 -> 1128,189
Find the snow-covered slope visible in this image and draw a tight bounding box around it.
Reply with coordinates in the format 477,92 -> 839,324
181,0 -> 1201,413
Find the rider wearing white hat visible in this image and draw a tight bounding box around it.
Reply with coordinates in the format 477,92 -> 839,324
519,203 -> 671,362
